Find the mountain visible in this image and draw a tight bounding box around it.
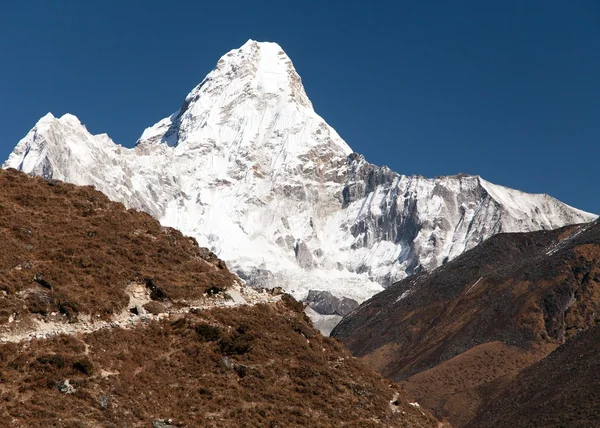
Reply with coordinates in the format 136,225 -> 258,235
5,40 -> 595,320
331,219 -> 600,426
0,168 -> 438,427
470,324 -> 600,427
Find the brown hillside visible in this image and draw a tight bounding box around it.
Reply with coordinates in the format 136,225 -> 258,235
0,169 -> 439,427
0,297 -> 438,427
470,324 -> 600,427
332,219 -> 600,426
0,168 -> 236,326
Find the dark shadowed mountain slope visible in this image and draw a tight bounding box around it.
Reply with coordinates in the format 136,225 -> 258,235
332,219 -> 600,426
470,324 -> 600,427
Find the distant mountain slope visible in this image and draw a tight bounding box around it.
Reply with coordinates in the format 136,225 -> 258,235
4,40 -> 595,310
332,219 -> 600,426
469,324 -> 600,427
0,169 -> 437,427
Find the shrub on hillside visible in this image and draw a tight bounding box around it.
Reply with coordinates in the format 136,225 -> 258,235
195,323 -> 222,342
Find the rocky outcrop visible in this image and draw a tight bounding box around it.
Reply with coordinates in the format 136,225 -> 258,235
294,240 -> 314,269
235,267 -> 276,289
305,290 -> 359,316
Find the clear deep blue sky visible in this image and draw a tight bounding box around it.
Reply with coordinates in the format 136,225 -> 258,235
1,1 -> 598,213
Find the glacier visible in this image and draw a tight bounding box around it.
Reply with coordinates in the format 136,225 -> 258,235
5,39 -> 596,313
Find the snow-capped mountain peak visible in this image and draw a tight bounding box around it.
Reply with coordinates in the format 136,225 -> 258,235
207,39 -> 312,107
37,112 -> 56,124
477,177 -> 593,224
8,112 -> 120,180
137,40 -> 316,149
4,41 -> 596,323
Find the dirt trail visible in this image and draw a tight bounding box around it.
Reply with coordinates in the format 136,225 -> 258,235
0,283 -> 280,343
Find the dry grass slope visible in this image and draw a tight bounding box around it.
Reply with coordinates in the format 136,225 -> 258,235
470,325 -> 600,427
0,168 -> 237,325
0,301 -> 438,427
0,170 -> 438,427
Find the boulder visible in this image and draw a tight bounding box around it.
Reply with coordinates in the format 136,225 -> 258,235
305,290 -> 359,316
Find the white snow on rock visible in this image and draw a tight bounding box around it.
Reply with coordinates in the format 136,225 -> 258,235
4,40 -> 596,308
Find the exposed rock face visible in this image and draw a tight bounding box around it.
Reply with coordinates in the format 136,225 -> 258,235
235,267 -> 276,289
152,420 -> 176,428
294,240 -> 314,269
332,219 -> 600,426
342,155 -> 595,283
4,40 -> 595,306
305,290 -> 359,316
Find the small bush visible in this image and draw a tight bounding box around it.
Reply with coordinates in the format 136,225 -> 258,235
234,364 -> 248,378
219,333 -> 254,355
195,323 -> 222,342
56,295 -> 79,321
144,278 -> 169,301
170,318 -> 190,330
236,324 -> 250,334
27,293 -> 52,316
36,354 -> 65,369
143,301 -> 166,315
73,358 -> 94,375
281,294 -> 304,313
198,387 -> 213,398
206,286 -> 223,295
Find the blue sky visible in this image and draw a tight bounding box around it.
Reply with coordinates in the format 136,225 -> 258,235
1,1 -> 599,213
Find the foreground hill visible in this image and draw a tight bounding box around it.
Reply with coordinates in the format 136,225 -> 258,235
332,219 -> 600,426
5,40 -> 594,317
0,167 -> 237,338
0,169 -> 436,427
0,301 -> 439,427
